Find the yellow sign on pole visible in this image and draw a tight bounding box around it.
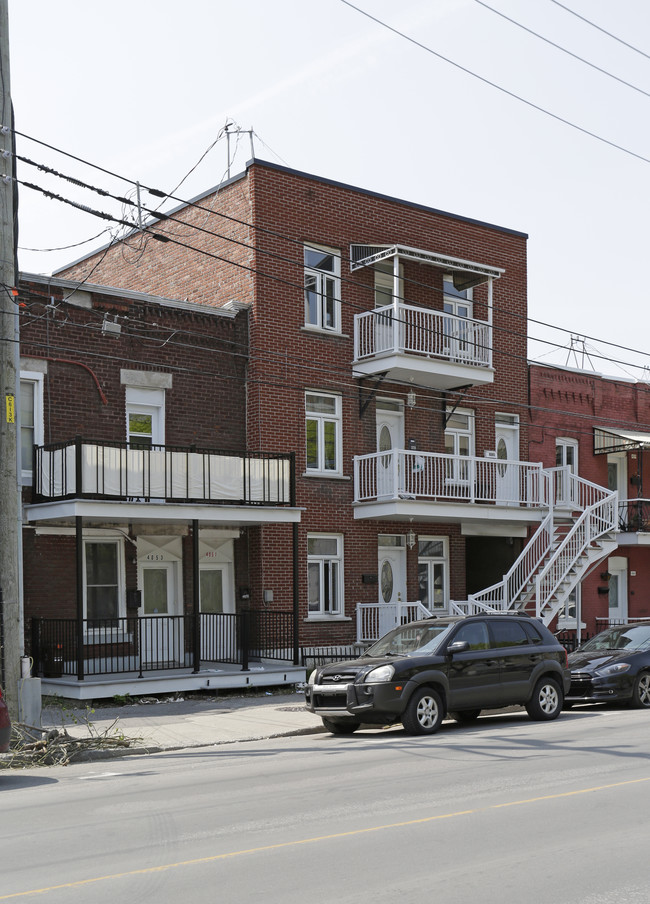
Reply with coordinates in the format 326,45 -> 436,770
6,393 -> 15,423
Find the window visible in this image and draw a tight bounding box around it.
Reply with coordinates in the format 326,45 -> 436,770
20,371 -> 44,481
304,245 -> 341,332
453,620 -> 489,651
489,620 -> 529,648
307,534 -> 343,617
374,260 -> 403,307
558,585 -> 581,627
418,538 -> 448,611
125,387 -> 165,447
84,539 -> 124,624
444,408 -> 475,483
305,392 -> 342,475
556,438 -> 578,472
443,274 -> 473,357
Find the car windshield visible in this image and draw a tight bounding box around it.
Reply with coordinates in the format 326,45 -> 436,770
579,623 -> 650,653
363,622 -> 455,657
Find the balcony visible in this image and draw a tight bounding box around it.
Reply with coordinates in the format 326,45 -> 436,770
353,449 -> 545,525
616,499 -> 650,545
353,303 -> 493,391
26,438 -> 300,528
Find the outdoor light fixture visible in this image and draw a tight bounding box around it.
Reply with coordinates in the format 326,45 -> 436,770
407,530 -> 416,549
407,390 -> 416,408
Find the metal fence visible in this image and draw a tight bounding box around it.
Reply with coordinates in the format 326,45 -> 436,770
31,609 -> 297,680
33,437 -> 295,506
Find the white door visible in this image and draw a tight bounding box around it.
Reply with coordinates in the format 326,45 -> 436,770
608,453 -> 627,529
376,402 -> 404,497
495,415 -> 520,505
200,565 -> 236,661
608,557 -> 628,624
140,563 -> 183,666
378,544 -> 407,606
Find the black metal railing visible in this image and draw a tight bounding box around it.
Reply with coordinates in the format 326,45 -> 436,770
32,437 -> 296,507
556,631 -> 593,653
31,610 -> 297,680
618,499 -> 650,532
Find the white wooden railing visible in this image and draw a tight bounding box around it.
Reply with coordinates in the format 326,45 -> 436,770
354,449 -> 544,507
354,303 -> 492,369
356,601 -> 431,644
456,469 -> 618,625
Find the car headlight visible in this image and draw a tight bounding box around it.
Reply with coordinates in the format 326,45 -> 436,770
308,669 -> 319,685
595,662 -> 631,677
365,664 -> 395,683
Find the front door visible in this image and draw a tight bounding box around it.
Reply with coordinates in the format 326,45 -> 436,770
495,414 -> 520,505
378,537 -> 407,627
608,557 -> 628,624
200,565 -> 236,661
140,562 -> 183,667
376,401 -> 404,497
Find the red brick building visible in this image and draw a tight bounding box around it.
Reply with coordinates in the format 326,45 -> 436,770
57,160 -> 544,644
31,158 -> 619,696
530,363 -> 650,636
19,274 -> 302,696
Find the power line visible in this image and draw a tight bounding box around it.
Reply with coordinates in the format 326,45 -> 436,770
338,0 -> 650,165
16,171 -> 650,385
546,0 -> 650,62
474,0 -> 650,99
11,136 -> 650,380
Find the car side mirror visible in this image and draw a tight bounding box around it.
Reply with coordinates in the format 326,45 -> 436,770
447,640 -> 470,655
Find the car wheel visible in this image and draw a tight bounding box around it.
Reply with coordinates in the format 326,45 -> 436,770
448,710 -> 481,724
526,677 -> 563,721
401,687 -> 444,735
321,718 -> 361,734
630,672 -> 650,709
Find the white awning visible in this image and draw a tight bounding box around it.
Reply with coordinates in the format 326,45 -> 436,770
349,243 -> 504,289
594,427 -> 650,454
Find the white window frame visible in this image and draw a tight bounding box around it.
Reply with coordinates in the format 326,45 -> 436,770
83,537 -> 126,627
305,391 -> 342,476
307,533 -> 344,618
374,260 -> 403,308
19,371 -> 44,483
304,244 -> 341,333
556,437 -> 578,472
558,584 -> 584,630
444,408 -> 475,484
125,387 -> 165,447
417,537 -> 449,612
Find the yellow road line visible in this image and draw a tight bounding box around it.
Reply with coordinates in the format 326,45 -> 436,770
4,775 -> 649,900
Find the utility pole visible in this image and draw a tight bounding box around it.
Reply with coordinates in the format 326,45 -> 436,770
0,0 -> 21,716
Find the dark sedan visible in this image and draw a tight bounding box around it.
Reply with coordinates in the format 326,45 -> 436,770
566,622 -> 650,708
0,684 -> 10,753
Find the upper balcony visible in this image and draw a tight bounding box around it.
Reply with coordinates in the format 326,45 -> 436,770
353,449 -> 546,527
26,438 -> 299,528
350,243 -> 502,391
353,303 -> 493,390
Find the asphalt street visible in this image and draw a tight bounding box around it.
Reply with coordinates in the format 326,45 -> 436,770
2,705 -> 649,904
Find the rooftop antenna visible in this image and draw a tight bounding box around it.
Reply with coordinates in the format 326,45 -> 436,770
225,123 -> 255,179
565,335 -> 596,371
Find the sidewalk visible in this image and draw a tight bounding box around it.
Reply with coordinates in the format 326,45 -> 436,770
41,690 -> 325,756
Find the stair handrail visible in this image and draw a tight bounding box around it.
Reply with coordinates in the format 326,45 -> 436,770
533,474 -> 618,619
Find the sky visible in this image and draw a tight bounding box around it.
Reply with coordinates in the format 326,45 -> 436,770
6,0 -> 650,378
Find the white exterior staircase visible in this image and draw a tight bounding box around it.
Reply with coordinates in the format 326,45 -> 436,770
450,467 -> 619,626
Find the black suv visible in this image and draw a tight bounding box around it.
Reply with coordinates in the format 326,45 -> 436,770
305,614 -> 570,735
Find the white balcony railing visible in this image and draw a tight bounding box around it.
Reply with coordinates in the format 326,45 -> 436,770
354,449 -> 544,507
356,601 -> 432,644
354,303 -> 492,369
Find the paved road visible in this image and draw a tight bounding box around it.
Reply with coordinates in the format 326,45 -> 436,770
2,706 -> 649,904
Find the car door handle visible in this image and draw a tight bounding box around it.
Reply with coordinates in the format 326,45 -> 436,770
486,659 -> 499,667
